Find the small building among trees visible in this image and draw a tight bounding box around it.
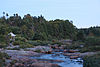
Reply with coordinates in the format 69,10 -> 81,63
8,32 -> 16,46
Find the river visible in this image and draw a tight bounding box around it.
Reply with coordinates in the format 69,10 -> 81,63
30,52 -> 83,67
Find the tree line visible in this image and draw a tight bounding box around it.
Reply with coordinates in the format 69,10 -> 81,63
0,12 -> 100,44
0,13 -> 77,43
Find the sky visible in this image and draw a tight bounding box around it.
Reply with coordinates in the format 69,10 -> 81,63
0,0 -> 100,28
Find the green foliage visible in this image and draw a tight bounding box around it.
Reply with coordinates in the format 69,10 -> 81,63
0,42 -> 7,48
13,41 -> 21,45
33,19 -> 77,40
20,43 -> 33,48
15,36 -> 27,42
79,26 -> 100,38
0,14 -> 77,41
32,32 -> 47,40
77,30 -> 85,41
27,40 -> 53,46
8,26 -> 21,34
7,47 -> 20,50
79,36 -> 100,52
0,35 -> 6,42
83,54 -> 100,67
80,46 -> 100,53
34,49 -> 41,53
26,40 -> 63,46
51,40 -> 63,46
85,36 -> 100,46
10,60 -> 17,66
0,52 -> 10,67
65,41 -> 85,49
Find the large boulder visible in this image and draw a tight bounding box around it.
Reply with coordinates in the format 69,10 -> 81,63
26,46 -> 52,53
63,49 -> 79,53
70,56 -> 79,59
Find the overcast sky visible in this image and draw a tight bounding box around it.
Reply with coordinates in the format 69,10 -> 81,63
0,0 -> 100,28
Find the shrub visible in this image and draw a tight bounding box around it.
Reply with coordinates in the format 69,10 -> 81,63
0,52 -> 10,66
13,41 -> 21,45
0,42 -> 7,48
83,54 -> 100,67
52,41 -> 63,46
0,35 -> 6,43
27,41 -> 40,46
15,36 -> 27,42
85,36 -> 100,46
64,41 -> 85,49
27,40 -> 53,46
7,47 -> 20,50
20,43 -> 33,48
35,49 -> 41,53
80,46 -> 100,52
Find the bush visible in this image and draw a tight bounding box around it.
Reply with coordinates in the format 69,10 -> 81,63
64,41 -> 85,49
0,35 -> 6,43
13,40 -> 27,46
27,40 -> 53,46
0,52 -> 10,66
79,36 -> 100,52
83,54 -> 100,67
7,47 -> 20,50
37,40 -> 53,46
13,41 -> 21,45
20,43 -> 33,48
32,33 -> 46,40
80,46 -> 100,52
85,36 -> 100,46
27,41 -> 40,46
15,36 -> 27,42
0,43 -> 7,48
52,41 -> 63,46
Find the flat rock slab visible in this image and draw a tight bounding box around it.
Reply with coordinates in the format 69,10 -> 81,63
63,51 -> 100,58
11,62 -> 60,67
6,45 -> 19,49
2,50 -> 42,60
31,63 -> 60,67
26,46 -> 52,52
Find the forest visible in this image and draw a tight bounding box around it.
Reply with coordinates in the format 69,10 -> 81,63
0,13 -> 100,43
0,13 -> 77,44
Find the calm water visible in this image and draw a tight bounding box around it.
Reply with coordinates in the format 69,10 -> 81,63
31,52 -> 83,67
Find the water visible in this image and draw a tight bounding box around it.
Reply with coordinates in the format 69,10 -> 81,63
31,52 -> 83,67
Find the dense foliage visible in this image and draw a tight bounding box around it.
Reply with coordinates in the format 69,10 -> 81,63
0,13 -> 77,44
78,26 -> 100,40
83,54 -> 100,67
0,52 -> 10,67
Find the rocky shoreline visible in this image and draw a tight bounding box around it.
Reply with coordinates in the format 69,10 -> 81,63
0,45 -> 98,67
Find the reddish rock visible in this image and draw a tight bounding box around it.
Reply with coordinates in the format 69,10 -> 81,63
41,51 -> 45,53
31,63 -> 60,67
69,50 -> 75,53
63,50 -> 68,52
45,51 -> 52,54
63,53 -> 72,56
70,56 -> 79,59
53,60 -> 64,62
63,53 -> 80,56
64,49 -> 79,53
